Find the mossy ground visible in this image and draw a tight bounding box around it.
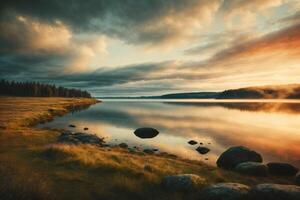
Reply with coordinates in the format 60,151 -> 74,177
0,97 -> 294,200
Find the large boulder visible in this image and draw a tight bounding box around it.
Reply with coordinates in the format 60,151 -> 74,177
235,162 -> 268,176
58,131 -> 104,145
134,127 -> 159,139
199,183 -> 250,200
161,174 -> 205,192
267,162 -> 299,176
216,146 -> 263,170
248,184 -> 300,200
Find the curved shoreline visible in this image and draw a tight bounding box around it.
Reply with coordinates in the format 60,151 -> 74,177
0,97 -> 296,200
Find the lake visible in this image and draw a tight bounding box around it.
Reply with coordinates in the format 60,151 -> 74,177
39,99 -> 300,167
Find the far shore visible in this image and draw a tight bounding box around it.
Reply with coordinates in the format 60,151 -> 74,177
0,96 -> 296,200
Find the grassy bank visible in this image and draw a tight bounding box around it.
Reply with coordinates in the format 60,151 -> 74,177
0,97 -> 294,200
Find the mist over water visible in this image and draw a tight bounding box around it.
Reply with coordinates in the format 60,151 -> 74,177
39,99 -> 300,167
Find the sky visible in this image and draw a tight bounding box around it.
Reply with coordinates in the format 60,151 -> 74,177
1,0 -> 300,96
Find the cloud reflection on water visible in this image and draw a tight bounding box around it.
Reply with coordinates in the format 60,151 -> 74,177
41,101 -> 300,167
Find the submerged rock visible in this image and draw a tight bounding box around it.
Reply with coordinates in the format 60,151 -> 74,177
267,162 -> 299,176
69,124 -> 76,128
235,162 -> 268,176
188,140 -> 198,145
58,131 -> 104,145
161,174 -> 205,192
196,147 -> 210,155
118,143 -> 128,148
199,183 -> 250,200
216,146 -> 262,170
248,184 -> 300,200
134,127 -> 159,139
143,149 -> 155,154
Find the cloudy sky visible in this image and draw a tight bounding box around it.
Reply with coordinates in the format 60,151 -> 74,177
1,0 -> 300,96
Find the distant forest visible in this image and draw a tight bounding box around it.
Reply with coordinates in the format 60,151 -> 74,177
0,80 -> 91,98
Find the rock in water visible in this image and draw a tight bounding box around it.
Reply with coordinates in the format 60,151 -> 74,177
267,162 -> 299,176
216,146 -> 262,170
161,174 -> 205,192
188,140 -> 198,145
134,127 -> 159,139
199,183 -> 250,200
118,143 -> 128,148
69,124 -> 76,128
196,147 -> 210,154
235,162 -> 268,176
84,127 -> 89,130
248,184 -> 300,200
143,149 -> 155,154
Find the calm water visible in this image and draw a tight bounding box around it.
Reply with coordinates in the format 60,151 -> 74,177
39,99 -> 300,167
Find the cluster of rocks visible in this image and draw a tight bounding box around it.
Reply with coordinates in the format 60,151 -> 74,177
58,131 -> 105,145
57,126 -> 171,156
161,146 -> 300,199
161,174 -> 300,199
216,146 -> 299,178
188,140 -> 211,155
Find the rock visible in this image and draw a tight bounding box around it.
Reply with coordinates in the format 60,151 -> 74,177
216,146 -> 263,170
267,162 -> 299,176
235,162 -> 268,176
196,147 -> 210,154
248,184 -> 300,200
188,140 -> 198,145
119,143 -> 128,148
58,131 -> 104,145
296,174 -> 300,186
161,174 -> 205,192
143,149 -> 155,154
69,124 -> 76,128
84,127 -> 89,130
199,183 -> 250,200
134,127 -> 159,139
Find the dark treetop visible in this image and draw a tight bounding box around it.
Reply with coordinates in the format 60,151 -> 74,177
0,80 -> 91,98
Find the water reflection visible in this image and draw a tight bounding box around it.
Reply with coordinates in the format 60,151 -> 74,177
166,102 -> 300,114
39,100 -> 300,167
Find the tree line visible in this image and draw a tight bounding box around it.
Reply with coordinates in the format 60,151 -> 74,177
0,80 -> 91,98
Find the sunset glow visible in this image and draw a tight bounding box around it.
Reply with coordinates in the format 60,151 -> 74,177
1,0 -> 300,96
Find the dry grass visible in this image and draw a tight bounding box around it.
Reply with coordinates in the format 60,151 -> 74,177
0,97 -> 295,200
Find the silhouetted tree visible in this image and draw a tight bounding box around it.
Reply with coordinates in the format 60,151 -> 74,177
0,80 -> 91,98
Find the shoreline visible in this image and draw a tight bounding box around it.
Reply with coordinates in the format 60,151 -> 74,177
0,97 -> 297,200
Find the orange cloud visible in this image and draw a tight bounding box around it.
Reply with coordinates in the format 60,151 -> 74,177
0,16 -> 71,54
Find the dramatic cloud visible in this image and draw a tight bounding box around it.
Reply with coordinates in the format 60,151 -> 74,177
0,0 -> 300,96
0,15 -> 71,55
0,0 -> 221,46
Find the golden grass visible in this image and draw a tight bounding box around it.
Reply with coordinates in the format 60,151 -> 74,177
0,97 -> 295,200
